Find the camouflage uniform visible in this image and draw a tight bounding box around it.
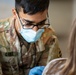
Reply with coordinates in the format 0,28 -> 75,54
0,17 -> 62,75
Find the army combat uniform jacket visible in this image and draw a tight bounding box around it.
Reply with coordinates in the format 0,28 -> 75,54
0,17 -> 62,75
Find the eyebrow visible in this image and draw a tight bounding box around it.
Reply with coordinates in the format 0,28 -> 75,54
23,18 -> 47,24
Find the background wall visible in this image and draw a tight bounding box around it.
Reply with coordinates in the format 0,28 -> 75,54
0,0 -> 14,19
73,0 -> 76,19
0,0 -> 74,57
49,0 -> 73,57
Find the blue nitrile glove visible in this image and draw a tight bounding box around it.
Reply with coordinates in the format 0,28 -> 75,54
29,66 -> 45,75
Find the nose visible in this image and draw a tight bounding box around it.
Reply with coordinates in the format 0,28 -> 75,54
32,26 -> 39,31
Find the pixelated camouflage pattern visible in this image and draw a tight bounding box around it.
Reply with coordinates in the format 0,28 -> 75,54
0,17 -> 62,75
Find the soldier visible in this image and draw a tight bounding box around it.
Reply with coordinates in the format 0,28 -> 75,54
0,0 -> 62,75
42,19 -> 76,75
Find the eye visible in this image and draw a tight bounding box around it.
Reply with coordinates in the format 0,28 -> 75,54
26,23 -> 33,26
23,23 -> 33,28
38,22 -> 45,25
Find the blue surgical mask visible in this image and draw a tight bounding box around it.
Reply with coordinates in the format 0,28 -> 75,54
19,28 -> 44,43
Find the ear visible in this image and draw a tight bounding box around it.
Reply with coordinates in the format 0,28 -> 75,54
12,8 -> 17,19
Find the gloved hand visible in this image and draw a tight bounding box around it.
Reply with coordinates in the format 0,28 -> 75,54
29,66 -> 45,75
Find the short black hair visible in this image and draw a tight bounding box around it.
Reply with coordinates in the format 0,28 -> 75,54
15,0 -> 50,15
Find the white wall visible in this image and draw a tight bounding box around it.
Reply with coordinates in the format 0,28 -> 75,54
0,0 -> 14,19
49,0 -> 73,57
73,0 -> 76,19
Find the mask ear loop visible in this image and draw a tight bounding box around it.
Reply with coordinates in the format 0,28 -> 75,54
15,10 -> 23,31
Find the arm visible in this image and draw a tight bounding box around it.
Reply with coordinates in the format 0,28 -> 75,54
37,33 -> 62,66
46,34 -> 62,64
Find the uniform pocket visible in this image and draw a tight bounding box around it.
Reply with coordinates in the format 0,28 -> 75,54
1,51 -> 19,75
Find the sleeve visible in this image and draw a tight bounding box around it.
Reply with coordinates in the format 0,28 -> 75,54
37,34 -> 62,66
37,28 -> 62,66
46,34 -> 62,64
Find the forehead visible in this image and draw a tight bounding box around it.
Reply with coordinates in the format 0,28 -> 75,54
19,9 -> 48,23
